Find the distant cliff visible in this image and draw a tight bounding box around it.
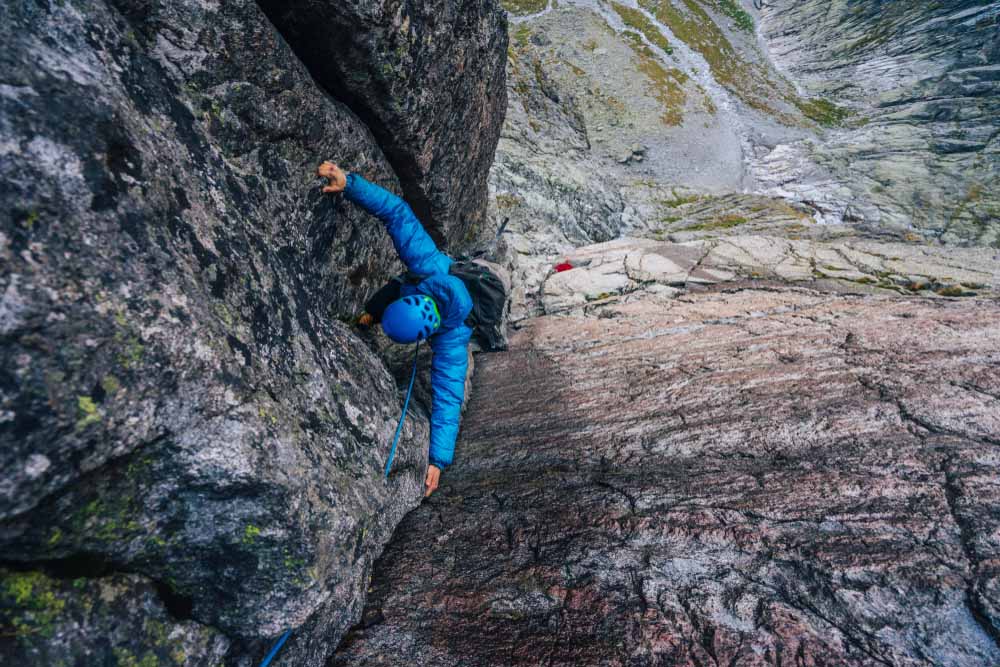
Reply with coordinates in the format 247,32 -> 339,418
755,0 -> 1000,244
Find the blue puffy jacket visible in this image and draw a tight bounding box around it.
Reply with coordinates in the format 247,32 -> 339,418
344,173 -> 473,469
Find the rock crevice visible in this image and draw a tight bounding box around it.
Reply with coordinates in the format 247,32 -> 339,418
257,0 -> 509,247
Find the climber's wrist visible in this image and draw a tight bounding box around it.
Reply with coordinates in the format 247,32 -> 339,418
344,172 -> 358,194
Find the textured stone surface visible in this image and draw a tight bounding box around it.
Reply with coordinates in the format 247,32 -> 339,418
260,0 -> 509,248
534,232 -> 1000,315
495,1 -> 1000,243
489,19 -> 647,321
337,282 -> 1000,666
0,0 -> 466,663
0,568 -> 229,665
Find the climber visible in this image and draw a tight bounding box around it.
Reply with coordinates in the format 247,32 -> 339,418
317,161 -> 496,498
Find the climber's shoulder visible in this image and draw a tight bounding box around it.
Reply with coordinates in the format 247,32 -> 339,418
417,273 -> 472,330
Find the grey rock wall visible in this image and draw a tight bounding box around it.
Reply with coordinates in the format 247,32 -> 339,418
1,0 -> 506,663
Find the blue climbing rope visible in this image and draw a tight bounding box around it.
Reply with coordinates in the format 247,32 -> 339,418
259,628 -> 292,667
384,341 -> 421,479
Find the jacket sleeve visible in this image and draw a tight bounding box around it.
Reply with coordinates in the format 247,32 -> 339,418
426,324 -> 472,469
344,173 -> 451,276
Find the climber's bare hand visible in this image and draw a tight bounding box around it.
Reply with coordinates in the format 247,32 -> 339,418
424,465 -> 441,497
357,312 -> 374,327
318,161 -> 347,193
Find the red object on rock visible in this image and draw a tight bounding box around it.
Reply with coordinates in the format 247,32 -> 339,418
554,262 -> 573,273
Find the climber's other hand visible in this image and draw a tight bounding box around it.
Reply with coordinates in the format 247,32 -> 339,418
357,312 -> 374,327
424,465 -> 441,497
318,161 -> 347,193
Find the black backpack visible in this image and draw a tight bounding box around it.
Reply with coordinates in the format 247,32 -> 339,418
364,262 -> 509,351
449,261 -> 509,352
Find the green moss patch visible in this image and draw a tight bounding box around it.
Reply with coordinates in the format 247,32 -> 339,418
495,193 -> 525,210
793,97 -> 850,127
502,0 -> 547,16
712,0 -> 754,32
243,524 -> 262,545
77,395 -> 101,429
935,285 -> 973,297
1,570 -> 66,640
636,56 -> 688,126
511,23 -> 533,49
101,374 -> 121,396
615,26 -> 688,126
611,3 -> 673,54
113,647 -> 162,667
681,213 -> 748,231
659,190 -> 702,208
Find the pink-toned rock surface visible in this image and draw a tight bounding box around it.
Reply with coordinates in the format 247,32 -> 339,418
336,284 -> 1000,665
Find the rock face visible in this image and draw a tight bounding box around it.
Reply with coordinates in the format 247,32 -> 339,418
259,0 -> 509,247
337,274 -> 1000,666
491,1 -> 1000,248
538,235 -> 1000,313
1,0 -> 506,664
1,568 -> 230,665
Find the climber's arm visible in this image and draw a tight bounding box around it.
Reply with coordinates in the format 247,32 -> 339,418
317,162 -> 451,276
425,325 -> 472,496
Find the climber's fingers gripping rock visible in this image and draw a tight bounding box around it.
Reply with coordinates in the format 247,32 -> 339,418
424,464 -> 441,497
317,161 -> 347,193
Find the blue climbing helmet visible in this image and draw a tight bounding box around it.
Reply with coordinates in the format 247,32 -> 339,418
382,294 -> 441,343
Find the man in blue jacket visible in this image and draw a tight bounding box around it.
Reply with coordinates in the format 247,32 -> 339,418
318,161 -> 472,497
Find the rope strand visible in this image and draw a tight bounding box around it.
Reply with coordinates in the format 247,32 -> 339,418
385,341 -> 421,479
259,629 -> 292,667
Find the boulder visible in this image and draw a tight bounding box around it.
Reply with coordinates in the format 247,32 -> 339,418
0,0 -> 457,663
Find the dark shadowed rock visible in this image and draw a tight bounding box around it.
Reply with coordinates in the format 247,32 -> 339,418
259,0 -> 509,248
0,0 -> 447,663
337,280 -> 1000,665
